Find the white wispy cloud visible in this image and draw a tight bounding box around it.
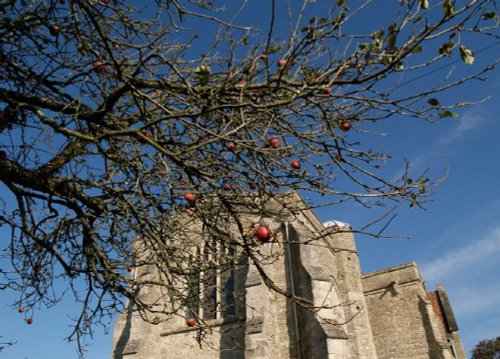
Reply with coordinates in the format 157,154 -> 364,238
421,225 -> 500,282
451,284 -> 500,317
437,111 -> 488,146
420,223 -> 500,354
390,109 -> 490,181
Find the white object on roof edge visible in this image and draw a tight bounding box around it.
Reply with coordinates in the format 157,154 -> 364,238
322,220 -> 350,228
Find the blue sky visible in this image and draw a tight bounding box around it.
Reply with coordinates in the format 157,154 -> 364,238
3,91 -> 499,358
332,75 -> 500,355
1,1 -> 499,358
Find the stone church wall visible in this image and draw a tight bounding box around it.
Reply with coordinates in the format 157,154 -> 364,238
111,193 -> 466,359
362,263 -> 455,359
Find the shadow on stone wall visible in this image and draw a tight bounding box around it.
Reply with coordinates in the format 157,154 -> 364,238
219,252 -> 248,359
113,288 -> 139,359
285,224 -> 329,359
419,296 -> 444,359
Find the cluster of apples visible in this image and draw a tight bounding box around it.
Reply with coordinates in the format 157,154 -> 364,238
18,307 -> 33,325
177,58 -> 353,214
184,193 -> 197,217
276,59 -> 353,132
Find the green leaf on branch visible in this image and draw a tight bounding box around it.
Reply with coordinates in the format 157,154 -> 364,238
459,45 -> 475,65
265,45 -> 282,54
439,42 -> 454,56
411,46 -> 423,54
481,12 -> 498,20
194,65 -> 211,85
371,29 -> 384,49
381,55 -> 393,66
418,0 -> 429,10
333,12 -> 345,29
427,98 -> 440,107
386,34 -> 397,49
439,110 -> 459,119
443,0 -> 455,17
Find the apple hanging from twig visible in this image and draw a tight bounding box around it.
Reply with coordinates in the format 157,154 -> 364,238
186,317 -> 197,327
184,193 -> 196,203
291,160 -> 301,169
254,226 -> 271,241
49,25 -> 60,37
266,138 -> 281,148
277,59 -> 287,67
340,119 -> 351,132
93,60 -> 107,74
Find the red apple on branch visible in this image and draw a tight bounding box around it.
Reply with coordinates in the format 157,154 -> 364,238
323,87 -> 332,94
49,25 -> 60,37
340,119 -> 351,132
186,317 -> 197,327
223,183 -> 232,191
26,318 -> 33,325
92,60 -> 107,74
254,226 -> 271,241
266,137 -> 281,148
184,193 -> 196,203
227,142 -> 236,151
277,59 -> 287,67
18,307 -> 26,313
186,209 -> 195,217
290,160 -> 301,169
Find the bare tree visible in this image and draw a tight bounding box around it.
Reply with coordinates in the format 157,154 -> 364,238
0,0 -> 497,355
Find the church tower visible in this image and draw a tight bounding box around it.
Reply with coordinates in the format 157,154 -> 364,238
111,192 -> 465,359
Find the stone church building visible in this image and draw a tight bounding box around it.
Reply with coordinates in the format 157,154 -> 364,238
112,193 -> 466,359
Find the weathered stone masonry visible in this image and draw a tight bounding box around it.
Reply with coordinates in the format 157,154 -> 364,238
112,193 -> 466,359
